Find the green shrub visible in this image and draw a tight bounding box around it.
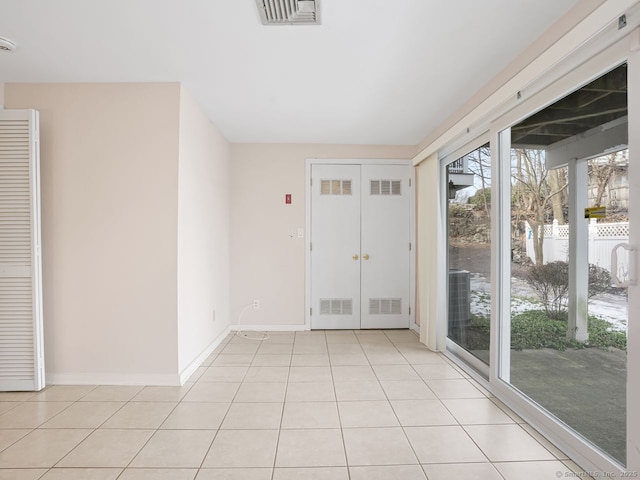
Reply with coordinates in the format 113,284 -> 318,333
586,316 -> 627,350
588,263 -> 612,298
510,310 -> 570,350
462,310 -> 626,351
509,310 -> 626,351
469,188 -> 490,207
525,261 -> 568,319
448,203 -> 474,218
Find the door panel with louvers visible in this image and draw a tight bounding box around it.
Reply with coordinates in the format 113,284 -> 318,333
310,164 -> 361,329
0,109 -> 44,391
360,165 -> 411,329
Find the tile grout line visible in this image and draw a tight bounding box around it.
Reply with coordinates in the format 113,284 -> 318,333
16,385 -> 125,475
383,332 -> 510,477
387,332 -> 507,476
0,330 -> 583,478
376,330 -> 424,474
269,332 -> 298,480
56,341 -> 221,476
194,334 -> 260,477
51,386 -> 153,475
325,330 -> 351,480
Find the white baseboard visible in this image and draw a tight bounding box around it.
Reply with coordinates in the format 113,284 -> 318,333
46,372 -> 181,386
178,325 -> 231,385
231,324 -> 309,332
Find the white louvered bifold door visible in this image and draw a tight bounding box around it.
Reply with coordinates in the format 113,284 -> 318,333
0,109 -> 44,391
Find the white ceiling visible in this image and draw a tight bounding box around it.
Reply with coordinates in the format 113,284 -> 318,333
0,0 -> 580,145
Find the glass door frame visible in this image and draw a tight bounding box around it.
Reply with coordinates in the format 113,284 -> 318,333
489,34 -> 640,473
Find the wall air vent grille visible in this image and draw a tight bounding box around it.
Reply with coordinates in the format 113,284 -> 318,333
256,0 -> 320,25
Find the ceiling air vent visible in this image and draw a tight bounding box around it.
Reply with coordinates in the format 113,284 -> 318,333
256,0 -> 320,25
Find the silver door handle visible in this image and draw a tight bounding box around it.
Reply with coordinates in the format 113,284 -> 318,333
611,243 -> 637,287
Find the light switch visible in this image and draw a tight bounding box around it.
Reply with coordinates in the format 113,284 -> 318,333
297,228 -> 304,238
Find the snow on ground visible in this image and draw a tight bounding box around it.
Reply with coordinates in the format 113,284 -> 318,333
588,294 -> 628,331
468,273 -> 628,332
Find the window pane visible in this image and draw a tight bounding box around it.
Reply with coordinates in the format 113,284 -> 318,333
504,64 -> 628,465
447,143 -> 491,365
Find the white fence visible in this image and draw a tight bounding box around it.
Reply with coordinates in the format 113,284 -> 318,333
525,220 -> 629,281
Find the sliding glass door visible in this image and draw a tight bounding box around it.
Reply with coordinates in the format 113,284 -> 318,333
434,16 -> 640,474
499,64 -> 629,466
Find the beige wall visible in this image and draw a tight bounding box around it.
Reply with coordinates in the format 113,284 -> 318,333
177,87 -> 231,373
230,143 -> 416,327
5,83 -> 181,384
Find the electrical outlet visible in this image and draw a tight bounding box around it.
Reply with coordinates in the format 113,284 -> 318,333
253,299 -> 260,309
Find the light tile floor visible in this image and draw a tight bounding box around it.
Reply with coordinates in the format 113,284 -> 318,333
0,329 -> 592,480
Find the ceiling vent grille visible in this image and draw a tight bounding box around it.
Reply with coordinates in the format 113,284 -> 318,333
256,0 -> 320,25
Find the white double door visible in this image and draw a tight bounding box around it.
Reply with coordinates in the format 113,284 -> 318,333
310,163 -> 412,330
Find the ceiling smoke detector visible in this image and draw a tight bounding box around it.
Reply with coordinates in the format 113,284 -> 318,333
0,37 -> 16,51
256,0 -> 320,25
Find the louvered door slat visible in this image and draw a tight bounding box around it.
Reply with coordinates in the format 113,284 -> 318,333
0,110 -> 44,391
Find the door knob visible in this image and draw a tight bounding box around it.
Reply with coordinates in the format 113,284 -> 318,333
363,254 -> 370,260
352,254 -> 359,261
